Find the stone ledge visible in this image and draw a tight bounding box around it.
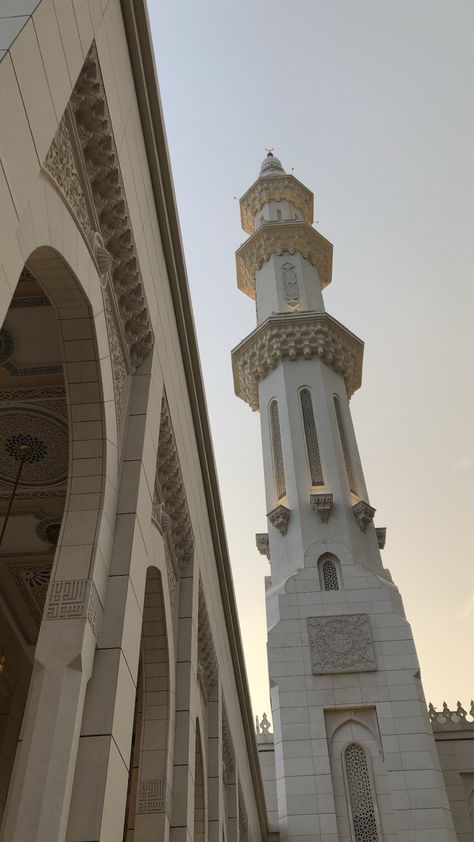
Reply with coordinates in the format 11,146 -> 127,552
236,220 -> 333,298
232,311 -> 363,410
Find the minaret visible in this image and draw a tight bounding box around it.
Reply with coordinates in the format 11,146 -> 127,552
232,153 -> 456,842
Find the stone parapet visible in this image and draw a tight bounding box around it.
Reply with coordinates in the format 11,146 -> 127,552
429,701 -> 474,733
232,311 -> 363,410
240,174 -> 314,234
236,220 -> 333,298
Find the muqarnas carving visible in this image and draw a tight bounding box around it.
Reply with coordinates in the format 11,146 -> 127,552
306,613 -> 376,674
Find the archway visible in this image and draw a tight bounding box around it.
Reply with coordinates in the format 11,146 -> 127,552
0,247 -> 107,835
123,567 -> 171,841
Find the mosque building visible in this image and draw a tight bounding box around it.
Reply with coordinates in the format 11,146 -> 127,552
0,2 -> 472,841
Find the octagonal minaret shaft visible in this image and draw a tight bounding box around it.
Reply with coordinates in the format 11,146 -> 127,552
231,155 -> 457,842
232,152 -> 377,585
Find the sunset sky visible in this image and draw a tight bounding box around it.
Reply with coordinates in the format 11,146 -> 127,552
149,0 -> 474,719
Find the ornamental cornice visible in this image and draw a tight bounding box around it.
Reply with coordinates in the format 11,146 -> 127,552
232,311 -> 363,410
236,221 -> 333,299
240,174 -> 314,234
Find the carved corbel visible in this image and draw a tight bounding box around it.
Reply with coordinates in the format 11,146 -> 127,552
267,505 -> 290,536
375,527 -> 386,549
310,492 -> 333,523
255,533 -> 270,559
352,500 -> 376,532
90,231 -> 113,284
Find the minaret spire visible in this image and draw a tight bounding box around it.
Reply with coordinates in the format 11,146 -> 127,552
231,156 -> 457,842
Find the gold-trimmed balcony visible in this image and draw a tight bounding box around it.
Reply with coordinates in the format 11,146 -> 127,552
240,174 -> 314,234
232,311 -> 363,410
236,221 -> 333,299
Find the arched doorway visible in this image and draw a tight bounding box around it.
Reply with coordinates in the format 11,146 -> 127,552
123,567 -> 171,841
0,246 -> 108,838
0,265 -> 69,822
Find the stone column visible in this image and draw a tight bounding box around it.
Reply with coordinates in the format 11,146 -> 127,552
207,685 -> 223,842
0,612 -> 96,842
170,564 -> 197,842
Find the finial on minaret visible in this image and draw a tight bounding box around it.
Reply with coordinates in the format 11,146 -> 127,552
260,149 -> 285,176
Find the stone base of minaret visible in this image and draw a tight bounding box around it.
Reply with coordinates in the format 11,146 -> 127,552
265,558 -> 457,842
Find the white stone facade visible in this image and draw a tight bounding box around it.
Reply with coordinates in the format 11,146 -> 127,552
234,154 -> 472,842
0,4 -> 266,842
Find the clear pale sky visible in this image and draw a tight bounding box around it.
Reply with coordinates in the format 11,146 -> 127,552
149,0 -> 474,719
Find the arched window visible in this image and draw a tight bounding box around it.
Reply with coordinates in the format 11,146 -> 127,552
269,400 -> 286,500
300,388 -> 324,486
333,396 -> 356,494
320,557 -> 339,591
344,743 -> 379,842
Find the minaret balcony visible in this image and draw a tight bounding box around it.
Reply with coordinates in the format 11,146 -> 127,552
239,174 -> 314,234
235,220 -> 333,298
231,311 -> 363,410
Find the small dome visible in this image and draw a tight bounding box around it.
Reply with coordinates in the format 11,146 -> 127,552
260,151 -> 285,176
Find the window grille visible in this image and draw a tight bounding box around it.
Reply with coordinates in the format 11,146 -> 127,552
344,744 -> 379,842
300,388 -> 324,486
334,396 -> 356,494
321,558 -> 339,590
269,400 -> 286,500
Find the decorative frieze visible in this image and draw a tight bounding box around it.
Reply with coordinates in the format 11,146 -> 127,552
45,578 -> 103,637
70,46 -> 154,369
306,613 -> 376,674
310,492 -> 333,523
240,173 -> 314,234
255,533 -> 270,559
222,704 -> 235,785
375,527 -> 386,549
103,290 -> 129,431
197,584 -> 218,703
232,311 -> 363,410
267,504 -> 290,536
352,500 -> 376,532
236,220 -> 332,298
43,116 -> 94,238
153,396 -> 194,575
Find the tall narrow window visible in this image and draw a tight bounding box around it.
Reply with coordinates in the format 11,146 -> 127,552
344,744 -> 379,842
334,396 -> 356,494
300,388 -> 324,486
269,400 -> 286,500
320,557 -> 339,591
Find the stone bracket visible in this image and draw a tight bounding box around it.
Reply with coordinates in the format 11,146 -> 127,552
266,505 -> 290,536
375,527 -> 386,549
255,533 -> 270,559
310,492 -> 333,523
352,500 -> 376,532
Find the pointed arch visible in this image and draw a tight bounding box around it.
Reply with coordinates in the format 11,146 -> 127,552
123,567 -> 171,840
269,399 -> 286,501
194,720 -> 206,842
299,387 -> 324,487
317,553 -> 341,591
343,742 -> 380,842
333,395 -> 357,494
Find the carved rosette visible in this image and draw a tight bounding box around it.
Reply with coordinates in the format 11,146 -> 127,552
236,221 -> 333,298
240,174 -> 314,234
352,500 -> 376,532
255,532 -> 270,559
267,504 -> 290,536
232,311 -> 363,410
310,492 -> 333,523
306,614 -> 376,674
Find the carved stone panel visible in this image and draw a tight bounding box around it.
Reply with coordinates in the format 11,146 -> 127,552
306,614 -> 376,674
